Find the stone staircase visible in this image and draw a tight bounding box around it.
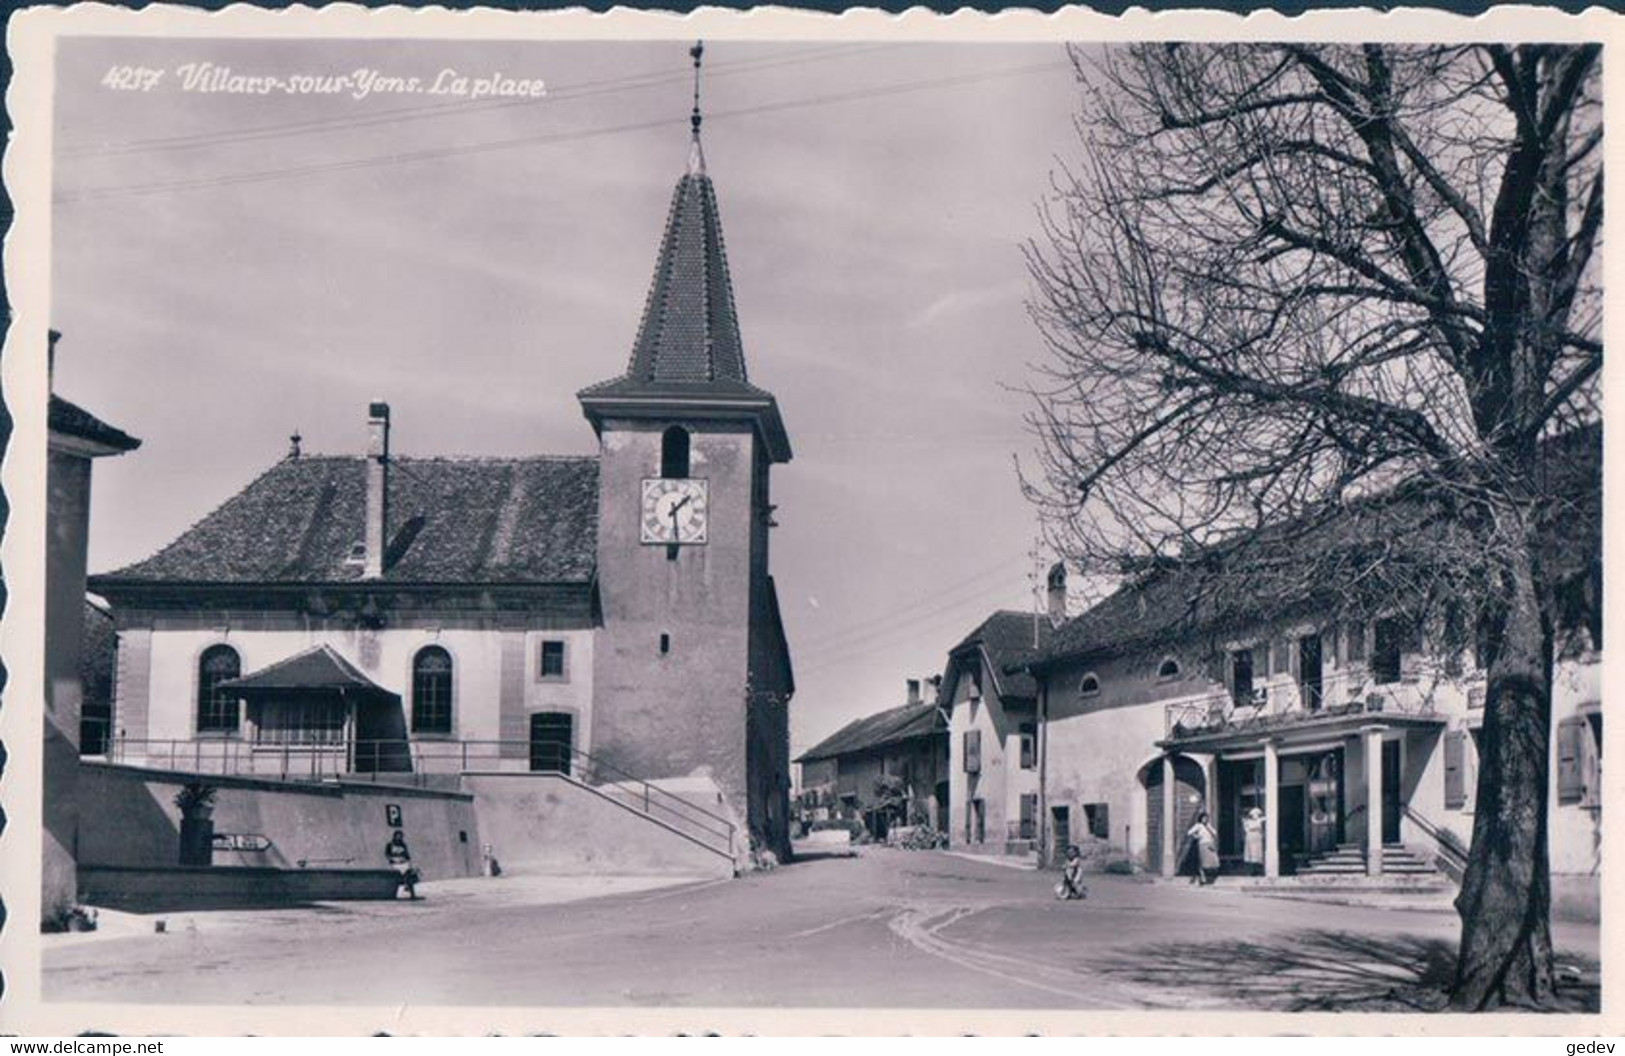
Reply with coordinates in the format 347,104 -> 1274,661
1291,842 -> 1446,882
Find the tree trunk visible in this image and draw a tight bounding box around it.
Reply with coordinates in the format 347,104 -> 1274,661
1450,540 -> 1556,1009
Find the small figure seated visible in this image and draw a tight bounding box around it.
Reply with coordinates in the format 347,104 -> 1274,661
385,829 -> 420,901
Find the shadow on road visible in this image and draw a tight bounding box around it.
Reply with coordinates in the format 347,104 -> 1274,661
1087,929 -> 1601,1013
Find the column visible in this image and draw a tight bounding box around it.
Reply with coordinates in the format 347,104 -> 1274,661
1364,724 -> 1386,876
1161,753 -> 1177,878
1263,738 -> 1280,879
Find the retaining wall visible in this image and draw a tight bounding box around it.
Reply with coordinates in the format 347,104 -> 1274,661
78,762 -> 482,883
463,772 -> 735,879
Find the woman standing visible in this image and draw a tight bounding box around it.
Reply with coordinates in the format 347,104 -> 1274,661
1242,806 -> 1266,876
1187,812 -> 1220,886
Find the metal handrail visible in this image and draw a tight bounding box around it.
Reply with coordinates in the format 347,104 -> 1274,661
1401,803 -> 1469,869
403,739 -> 739,849
105,734 -> 737,855
1165,673 -> 1437,739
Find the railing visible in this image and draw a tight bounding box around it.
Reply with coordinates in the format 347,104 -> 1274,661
1165,672 -> 1438,740
1402,803 -> 1469,885
105,735 -> 737,859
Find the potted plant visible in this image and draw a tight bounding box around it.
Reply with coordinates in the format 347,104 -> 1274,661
174,782 -> 217,867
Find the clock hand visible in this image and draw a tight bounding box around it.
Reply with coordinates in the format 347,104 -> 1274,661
671,494 -> 692,515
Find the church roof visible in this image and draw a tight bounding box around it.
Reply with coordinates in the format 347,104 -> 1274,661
92,454 -> 599,588
219,644 -> 395,698
579,148 -> 791,462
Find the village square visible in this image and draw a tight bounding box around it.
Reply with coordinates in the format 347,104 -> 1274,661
29,32 -> 1604,1019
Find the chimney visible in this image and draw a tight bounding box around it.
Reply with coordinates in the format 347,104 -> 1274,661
48,329 -> 62,387
1047,561 -> 1068,627
365,401 -> 390,579
906,678 -> 921,706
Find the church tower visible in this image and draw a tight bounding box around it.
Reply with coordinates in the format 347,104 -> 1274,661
578,44 -> 793,860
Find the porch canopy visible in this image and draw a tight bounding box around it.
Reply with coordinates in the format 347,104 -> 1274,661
218,645 -> 410,772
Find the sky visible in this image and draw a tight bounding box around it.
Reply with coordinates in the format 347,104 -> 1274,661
50,36 -> 1085,757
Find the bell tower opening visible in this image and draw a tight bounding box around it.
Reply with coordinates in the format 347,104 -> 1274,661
661,426 -> 691,479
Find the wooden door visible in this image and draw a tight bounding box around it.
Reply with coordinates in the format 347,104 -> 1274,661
529,712 -> 573,774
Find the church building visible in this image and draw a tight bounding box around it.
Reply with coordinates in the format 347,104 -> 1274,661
88,83 -> 795,861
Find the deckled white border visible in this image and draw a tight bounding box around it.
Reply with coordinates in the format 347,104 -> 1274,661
3,2 -> 1620,1036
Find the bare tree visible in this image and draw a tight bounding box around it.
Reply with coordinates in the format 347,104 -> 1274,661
1022,43 -> 1600,1010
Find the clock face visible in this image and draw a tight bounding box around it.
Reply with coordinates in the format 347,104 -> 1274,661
640,478 -> 709,545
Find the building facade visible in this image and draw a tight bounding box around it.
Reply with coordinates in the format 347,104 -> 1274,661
44,340 -> 142,923
944,605 -> 1054,856
87,122 -> 796,858
794,680 -> 948,839
1029,441 -> 1601,916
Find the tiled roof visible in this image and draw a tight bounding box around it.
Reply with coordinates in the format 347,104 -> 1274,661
49,395 -> 140,452
94,454 -> 599,587
220,644 -> 394,696
795,700 -> 944,763
1034,425 -> 1602,670
951,610 -> 1051,700
624,171 -> 749,388
578,157 -> 792,463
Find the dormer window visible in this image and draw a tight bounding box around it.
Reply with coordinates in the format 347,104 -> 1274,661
1079,673 -> 1101,698
345,542 -> 366,566
661,426 -> 691,479
1157,657 -> 1181,681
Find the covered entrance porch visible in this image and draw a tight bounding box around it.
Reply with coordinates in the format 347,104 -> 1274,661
218,645 -> 413,776
1154,710 -> 1444,878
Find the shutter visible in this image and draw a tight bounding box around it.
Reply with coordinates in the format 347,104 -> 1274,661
1094,802 -> 1111,839
1444,731 -> 1466,809
964,729 -> 981,774
1276,638 -> 1292,677
1582,714 -> 1602,805
1557,718 -> 1585,805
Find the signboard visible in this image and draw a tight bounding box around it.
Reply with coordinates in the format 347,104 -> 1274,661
211,833 -> 271,853
385,803 -> 403,828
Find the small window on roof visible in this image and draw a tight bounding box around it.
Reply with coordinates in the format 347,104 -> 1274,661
1079,673 -> 1101,697
345,542 -> 367,565
1158,657 -> 1181,680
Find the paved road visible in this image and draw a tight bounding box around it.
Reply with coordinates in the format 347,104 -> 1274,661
44,848 -> 1600,1010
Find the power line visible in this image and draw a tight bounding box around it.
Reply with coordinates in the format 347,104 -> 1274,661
793,580 -> 1032,671
55,59 -> 1070,207
61,44 -> 890,159
790,551 -> 1028,654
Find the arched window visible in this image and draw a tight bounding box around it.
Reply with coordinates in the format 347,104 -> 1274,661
1157,657 -> 1181,680
197,645 -> 242,734
412,646 -> 454,735
1079,673 -> 1101,698
661,426 -> 690,479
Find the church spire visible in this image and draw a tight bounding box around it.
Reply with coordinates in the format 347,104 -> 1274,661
688,40 -> 706,176
577,41 -> 791,464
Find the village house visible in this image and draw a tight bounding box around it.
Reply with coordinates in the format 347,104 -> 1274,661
794,678 -> 948,840
83,110 -> 797,864
943,600 -> 1055,857
1026,430 -> 1601,919
43,332 -> 142,924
